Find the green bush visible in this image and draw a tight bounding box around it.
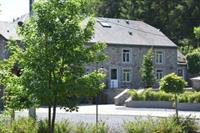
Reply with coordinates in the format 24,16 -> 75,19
128,89 -> 145,101
179,91 -> 200,103
128,89 -> 173,101
124,116 -> 198,133
129,89 -> 200,103
74,121 -> 108,133
0,117 -> 37,133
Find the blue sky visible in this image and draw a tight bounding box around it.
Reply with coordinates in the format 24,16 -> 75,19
0,0 -> 29,22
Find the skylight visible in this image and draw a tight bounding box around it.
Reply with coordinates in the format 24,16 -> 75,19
99,21 -> 111,28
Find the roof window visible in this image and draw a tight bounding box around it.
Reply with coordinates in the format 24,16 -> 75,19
99,21 -> 111,28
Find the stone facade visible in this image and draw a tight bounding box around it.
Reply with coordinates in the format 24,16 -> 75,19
88,44 -> 177,89
0,35 -> 9,59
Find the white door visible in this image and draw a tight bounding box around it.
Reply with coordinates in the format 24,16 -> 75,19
110,68 -> 118,88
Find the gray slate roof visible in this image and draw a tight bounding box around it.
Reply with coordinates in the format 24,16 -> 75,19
0,21 -> 19,40
90,17 -> 177,47
0,16 -> 177,48
177,50 -> 187,65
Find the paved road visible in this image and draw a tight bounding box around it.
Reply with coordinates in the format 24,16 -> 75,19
15,104 -> 200,132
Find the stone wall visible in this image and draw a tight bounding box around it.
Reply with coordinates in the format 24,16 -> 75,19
87,44 -> 177,89
0,36 -> 9,59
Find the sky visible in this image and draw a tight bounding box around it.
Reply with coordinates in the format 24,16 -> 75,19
0,0 -> 29,22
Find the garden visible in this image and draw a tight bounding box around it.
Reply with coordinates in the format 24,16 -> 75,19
0,115 -> 199,133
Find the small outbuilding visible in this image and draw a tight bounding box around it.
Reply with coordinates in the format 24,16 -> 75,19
191,76 -> 200,90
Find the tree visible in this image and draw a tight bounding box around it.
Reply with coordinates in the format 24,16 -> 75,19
0,0 -> 106,133
118,0 -> 132,19
186,48 -> 200,75
140,49 -> 156,88
159,73 -> 186,118
194,26 -> 200,40
97,0 -> 200,47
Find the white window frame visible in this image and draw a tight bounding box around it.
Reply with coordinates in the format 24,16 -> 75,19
156,69 -> 164,80
122,69 -> 131,82
122,48 -> 132,63
155,50 -> 164,64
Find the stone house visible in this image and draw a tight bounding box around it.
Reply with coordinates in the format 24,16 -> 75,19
0,17 -> 187,104
88,17 -> 187,89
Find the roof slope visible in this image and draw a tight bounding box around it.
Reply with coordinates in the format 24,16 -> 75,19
90,17 -> 177,47
0,15 -> 177,47
0,21 -> 19,40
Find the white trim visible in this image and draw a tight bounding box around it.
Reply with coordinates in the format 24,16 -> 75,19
110,67 -> 118,88
122,48 -> 132,64
155,50 -> 165,65
122,68 -> 132,83
155,69 -> 164,81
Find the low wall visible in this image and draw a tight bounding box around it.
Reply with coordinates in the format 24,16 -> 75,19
125,100 -> 173,109
125,98 -> 200,111
178,103 -> 200,111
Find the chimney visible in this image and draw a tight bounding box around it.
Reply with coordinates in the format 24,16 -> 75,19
29,0 -> 34,17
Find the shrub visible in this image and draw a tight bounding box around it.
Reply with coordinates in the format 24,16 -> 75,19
124,117 -> 182,133
124,116 -> 198,133
128,90 -> 145,101
74,121 -> 108,133
178,91 -> 200,103
128,89 -> 173,101
124,117 -> 156,133
0,117 -> 37,133
179,115 -> 198,133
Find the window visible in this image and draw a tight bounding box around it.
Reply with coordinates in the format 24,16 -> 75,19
155,51 -> 164,64
156,69 -> 164,80
123,69 -> 131,82
122,49 -> 131,63
111,69 -> 117,80
177,69 -> 184,79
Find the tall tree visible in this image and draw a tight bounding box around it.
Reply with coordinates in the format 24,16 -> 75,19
97,0 -> 200,47
0,0 -> 106,133
140,49 -> 156,88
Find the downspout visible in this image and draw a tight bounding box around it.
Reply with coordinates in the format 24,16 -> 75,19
29,0 -> 34,17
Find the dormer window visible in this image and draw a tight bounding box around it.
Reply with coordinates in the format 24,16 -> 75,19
122,49 -> 131,63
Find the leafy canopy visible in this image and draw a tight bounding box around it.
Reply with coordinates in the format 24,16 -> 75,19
159,73 -> 186,94
0,0 -> 107,111
186,48 -> 200,74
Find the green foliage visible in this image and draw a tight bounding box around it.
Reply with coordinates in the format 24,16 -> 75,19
179,115 -> 198,133
0,117 -> 37,133
186,48 -> 200,74
179,39 -> 194,55
124,116 -> 198,133
160,73 -> 186,118
140,49 -> 156,88
97,0 -> 200,47
124,117 -> 182,133
128,89 -> 173,101
118,0 -> 132,19
194,26 -> 200,40
129,89 -> 200,103
0,117 -> 108,133
128,89 -> 145,101
159,73 -> 186,94
0,0 -> 107,132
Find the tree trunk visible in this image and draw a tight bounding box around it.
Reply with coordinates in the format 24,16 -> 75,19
11,109 -> 15,123
51,96 -> 57,133
175,94 -> 179,120
48,105 -> 52,133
